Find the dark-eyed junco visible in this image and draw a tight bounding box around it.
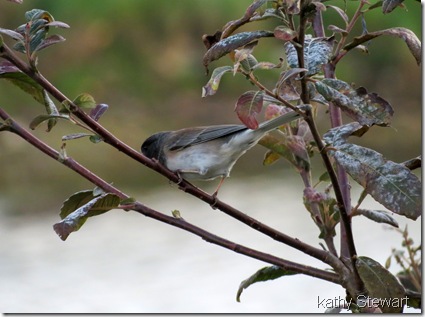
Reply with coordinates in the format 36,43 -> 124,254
141,106 -> 306,196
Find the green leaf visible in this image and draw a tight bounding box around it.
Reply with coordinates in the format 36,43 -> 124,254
284,34 -> 334,75
355,208 -> 399,228
0,61 -> 44,104
54,190 -> 120,241
236,265 -> 297,302
234,90 -> 264,129
201,66 -> 233,97
315,79 -> 394,127
203,30 -> 274,70
73,93 -> 96,109
25,9 -> 54,22
323,123 -> 422,220
344,27 -> 421,65
356,256 -> 406,313
29,114 -> 70,130
259,134 -> 297,167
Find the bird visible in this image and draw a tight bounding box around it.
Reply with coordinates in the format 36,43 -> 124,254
141,106 -> 306,196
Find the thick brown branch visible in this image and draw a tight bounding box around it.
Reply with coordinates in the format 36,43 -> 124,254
0,44 -> 346,273
0,107 -> 340,284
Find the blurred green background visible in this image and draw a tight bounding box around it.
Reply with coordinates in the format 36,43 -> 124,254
0,0 -> 421,214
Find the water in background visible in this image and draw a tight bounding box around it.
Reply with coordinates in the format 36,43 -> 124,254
0,177 -> 421,313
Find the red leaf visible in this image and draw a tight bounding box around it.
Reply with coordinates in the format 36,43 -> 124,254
235,90 -> 264,129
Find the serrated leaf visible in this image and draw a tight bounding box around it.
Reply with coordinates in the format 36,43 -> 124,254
73,93 -> 96,109
203,30 -> 274,70
344,27 -> 421,65
235,90 -> 264,129
356,256 -> 406,313
0,61 -> 44,104
202,66 -> 233,97
54,191 -> 120,241
284,35 -> 334,75
29,114 -> 70,130
356,208 -> 399,228
323,123 -> 421,220
236,265 -> 297,302
315,79 -> 394,127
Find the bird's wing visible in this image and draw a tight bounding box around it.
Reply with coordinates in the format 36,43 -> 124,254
168,125 -> 246,151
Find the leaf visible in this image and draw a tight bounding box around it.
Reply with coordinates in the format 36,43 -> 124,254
73,93 -> 96,109
62,133 -> 93,141
263,150 -> 281,166
273,25 -> 297,42
221,0 -> 269,38
234,41 -> 258,74
34,34 -> 66,52
236,265 -> 297,302
356,209 -> 399,228
356,256 -> 406,313
234,90 -> 264,129
0,61 -> 44,104
29,114 -> 70,130
89,103 -> 109,121
323,123 -> 422,220
344,27 -> 421,65
326,5 -> 349,25
382,0 -> 405,13
42,90 -> 59,132
284,34 -> 334,75
202,66 -> 233,97
54,190 -> 121,241
0,27 -> 24,41
259,134 -> 297,167
303,188 -> 339,239
46,21 -> 70,29
25,9 -> 54,23
315,79 -> 394,127
203,30 -> 274,70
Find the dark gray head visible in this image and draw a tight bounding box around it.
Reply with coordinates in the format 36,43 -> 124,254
141,131 -> 170,164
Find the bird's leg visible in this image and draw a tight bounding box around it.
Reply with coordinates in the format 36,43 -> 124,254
210,176 -> 226,208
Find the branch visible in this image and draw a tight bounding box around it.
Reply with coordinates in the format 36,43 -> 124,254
0,43 -> 346,274
0,107 -> 340,285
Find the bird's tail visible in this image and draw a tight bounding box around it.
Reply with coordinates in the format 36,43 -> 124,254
257,105 -> 309,133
